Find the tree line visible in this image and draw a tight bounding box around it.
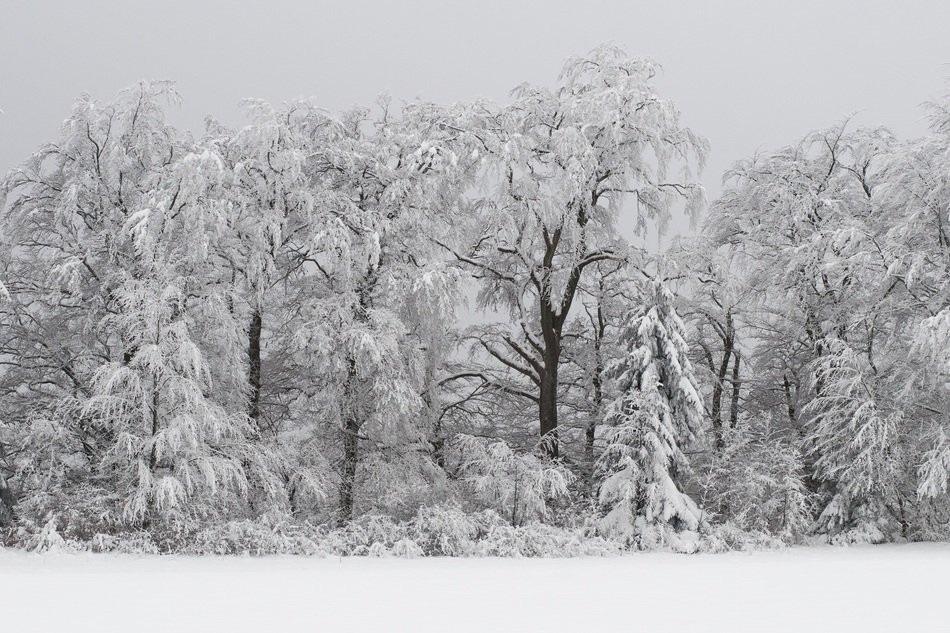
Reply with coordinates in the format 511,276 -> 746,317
0,45 -> 948,551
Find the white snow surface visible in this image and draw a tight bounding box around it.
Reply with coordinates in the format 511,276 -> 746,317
0,543 -> 945,632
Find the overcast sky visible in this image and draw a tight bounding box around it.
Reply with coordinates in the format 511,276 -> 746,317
2,0 -> 949,240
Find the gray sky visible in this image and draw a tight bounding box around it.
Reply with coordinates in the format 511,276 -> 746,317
2,0 -> 949,240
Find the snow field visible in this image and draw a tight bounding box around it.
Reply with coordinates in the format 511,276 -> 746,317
0,542 -> 945,632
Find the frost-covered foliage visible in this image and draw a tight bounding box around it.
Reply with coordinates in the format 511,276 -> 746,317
5,46 -> 950,554
452,434 -> 575,525
78,274 -> 254,524
699,415 -> 812,542
595,279 -> 704,547
804,339 -> 907,539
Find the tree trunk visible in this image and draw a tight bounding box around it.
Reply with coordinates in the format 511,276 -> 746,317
538,351 -> 560,459
783,374 -> 797,427
422,352 -> 445,468
149,386 -> 160,471
729,350 -> 741,428
339,361 -> 360,526
0,471 -> 15,527
585,355 -> 602,468
710,313 -> 735,450
148,322 -> 160,472
586,304 -> 605,487
248,307 -> 263,426
338,278 -> 374,525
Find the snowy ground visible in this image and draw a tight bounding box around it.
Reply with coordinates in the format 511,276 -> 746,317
0,543 -> 945,632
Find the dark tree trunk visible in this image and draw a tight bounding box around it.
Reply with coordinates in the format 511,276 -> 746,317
339,356 -> 360,526
427,391 -> 446,469
729,350 -> 741,428
538,356 -> 560,459
248,307 -> 263,426
537,259 -> 564,459
585,349 -> 602,467
0,471 -> 15,527
710,312 -> 735,450
586,294 -> 606,485
422,353 -> 446,469
149,386 -> 160,471
783,374 -> 797,427
338,277 -> 374,525
431,418 -> 445,469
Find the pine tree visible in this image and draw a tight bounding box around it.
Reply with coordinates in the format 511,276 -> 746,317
596,278 -> 705,547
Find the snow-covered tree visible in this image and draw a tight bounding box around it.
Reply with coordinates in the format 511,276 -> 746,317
596,278 -> 705,546
803,339 -> 909,540
0,82 -> 192,527
293,100 -> 472,523
78,270 -> 252,525
0,82 -> 185,425
449,44 -> 706,458
699,414 -> 812,542
674,239 -> 751,449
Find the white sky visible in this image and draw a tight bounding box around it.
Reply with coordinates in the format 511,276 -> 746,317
2,0 -> 949,241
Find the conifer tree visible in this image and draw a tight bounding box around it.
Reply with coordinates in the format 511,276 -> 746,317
596,278 -> 705,546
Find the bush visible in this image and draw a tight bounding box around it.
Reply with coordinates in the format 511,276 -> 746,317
21,518 -> 86,553
186,517 -> 328,556
408,505 -> 482,556
476,522 -> 621,557
698,521 -> 787,553
451,435 -> 575,525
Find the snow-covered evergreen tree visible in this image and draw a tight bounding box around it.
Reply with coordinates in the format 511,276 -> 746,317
596,278 -> 705,547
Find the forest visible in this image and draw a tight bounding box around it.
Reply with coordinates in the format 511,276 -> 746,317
1,44 -> 949,556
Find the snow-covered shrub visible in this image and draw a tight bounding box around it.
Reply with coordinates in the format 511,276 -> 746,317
358,452 -> 456,521
811,519 -> 889,546
699,415 -> 813,543
13,484 -> 122,543
187,516 -> 328,556
452,434 -> 575,525
22,518 -> 86,553
407,504 -> 483,556
325,513 -> 410,556
91,531 -> 161,555
476,521 -> 622,557
907,495 -> 950,542
698,521 -> 787,553
390,537 -> 425,558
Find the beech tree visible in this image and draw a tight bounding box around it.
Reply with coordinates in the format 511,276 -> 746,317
0,82 -> 191,523
295,101 -> 472,522
202,101 -> 334,431
452,45 -> 706,458
676,239 -> 750,449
